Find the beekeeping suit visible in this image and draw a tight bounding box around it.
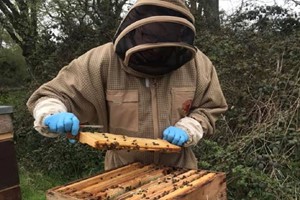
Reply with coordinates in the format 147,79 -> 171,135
27,0 -> 228,170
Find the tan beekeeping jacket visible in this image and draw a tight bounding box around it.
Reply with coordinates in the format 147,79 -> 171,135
27,0 -> 227,170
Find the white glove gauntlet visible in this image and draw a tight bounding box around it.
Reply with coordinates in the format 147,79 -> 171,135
174,117 -> 204,147
33,98 -> 67,137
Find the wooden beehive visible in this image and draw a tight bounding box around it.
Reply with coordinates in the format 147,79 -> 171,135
47,162 -> 226,200
0,106 -> 21,200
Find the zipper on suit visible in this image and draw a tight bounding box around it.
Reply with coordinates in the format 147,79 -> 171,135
149,78 -> 160,164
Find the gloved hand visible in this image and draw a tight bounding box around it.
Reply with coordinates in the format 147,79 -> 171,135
44,112 -> 80,143
163,126 -> 189,146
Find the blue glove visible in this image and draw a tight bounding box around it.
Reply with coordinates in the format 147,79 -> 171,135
163,126 -> 189,146
44,112 -> 80,143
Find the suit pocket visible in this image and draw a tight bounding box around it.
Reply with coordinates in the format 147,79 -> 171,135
106,90 -> 139,132
171,87 -> 196,124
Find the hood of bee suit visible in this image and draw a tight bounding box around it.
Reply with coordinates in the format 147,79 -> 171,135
113,0 -> 197,77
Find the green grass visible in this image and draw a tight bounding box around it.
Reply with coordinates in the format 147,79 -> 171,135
19,166 -> 64,200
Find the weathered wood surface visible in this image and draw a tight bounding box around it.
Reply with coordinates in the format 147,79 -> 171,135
0,140 -> 19,190
47,163 -> 227,200
77,132 -> 181,153
0,185 -> 21,200
0,115 -> 13,134
0,106 -> 14,134
0,105 -> 21,200
0,133 -> 13,141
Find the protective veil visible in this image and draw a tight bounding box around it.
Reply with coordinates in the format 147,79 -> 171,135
113,0 -> 197,76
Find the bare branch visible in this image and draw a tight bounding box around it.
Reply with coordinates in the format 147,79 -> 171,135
0,1 -> 14,23
2,0 -> 20,18
0,13 -> 23,47
292,0 -> 300,5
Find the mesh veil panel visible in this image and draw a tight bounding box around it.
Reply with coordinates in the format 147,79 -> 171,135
114,4 -> 196,75
129,47 -> 194,75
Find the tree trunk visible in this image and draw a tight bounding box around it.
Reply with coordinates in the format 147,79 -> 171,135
190,0 -> 197,16
0,27 -> 3,48
203,0 -> 220,31
187,0 -> 220,31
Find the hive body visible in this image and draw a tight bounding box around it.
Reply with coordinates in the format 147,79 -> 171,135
0,106 -> 21,200
47,162 -> 226,200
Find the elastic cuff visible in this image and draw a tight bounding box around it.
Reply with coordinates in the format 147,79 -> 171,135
33,98 -> 67,138
175,117 -> 203,147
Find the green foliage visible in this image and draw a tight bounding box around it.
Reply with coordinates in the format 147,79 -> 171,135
20,166 -> 64,200
18,135 -> 104,180
0,0 -> 41,80
195,113 -> 300,199
0,48 -> 28,88
231,5 -> 300,34
193,5 -> 300,199
32,0 -> 127,83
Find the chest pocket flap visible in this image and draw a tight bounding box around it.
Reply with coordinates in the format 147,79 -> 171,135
106,90 -> 139,132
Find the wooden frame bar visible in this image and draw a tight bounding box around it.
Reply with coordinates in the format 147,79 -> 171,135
77,132 -> 181,153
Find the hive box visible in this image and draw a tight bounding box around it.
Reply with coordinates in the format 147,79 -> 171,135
47,162 -> 226,200
0,106 -> 21,200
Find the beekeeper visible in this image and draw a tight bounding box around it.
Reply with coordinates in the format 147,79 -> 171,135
27,0 -> 228,170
